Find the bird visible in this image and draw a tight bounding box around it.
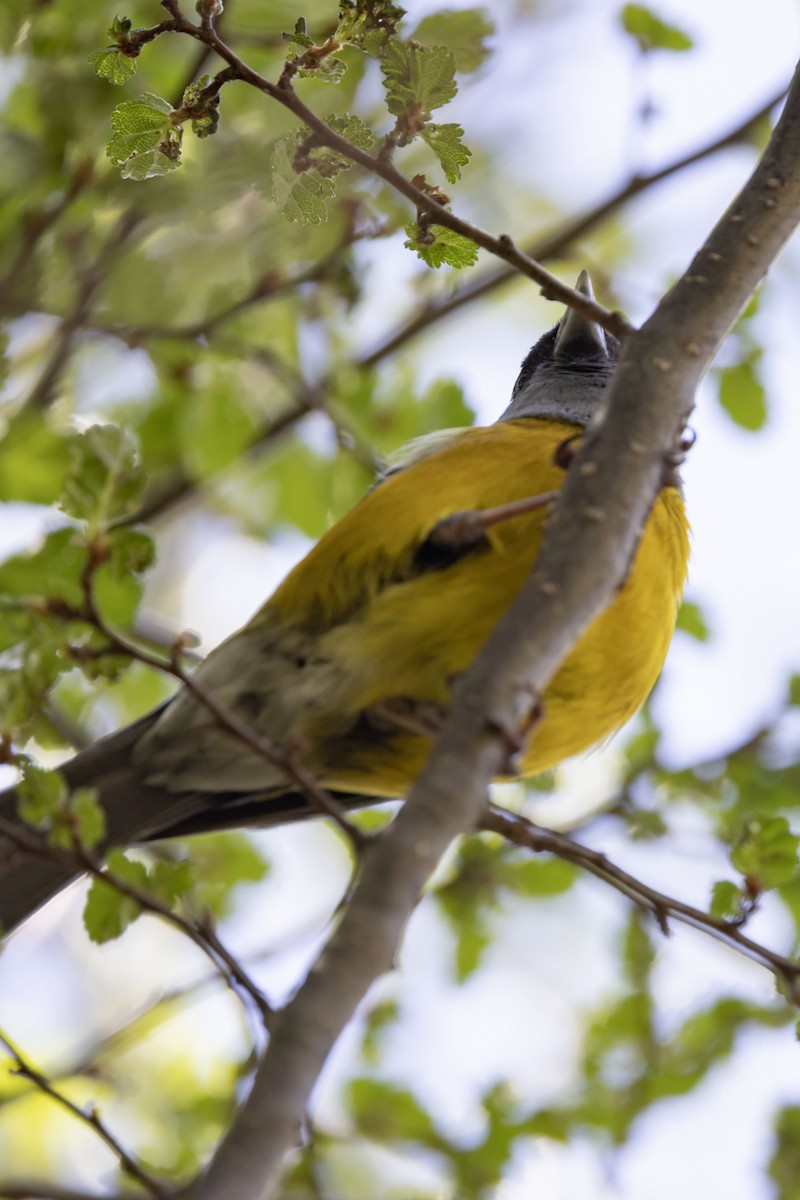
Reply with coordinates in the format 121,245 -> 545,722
0,271 -> 690,934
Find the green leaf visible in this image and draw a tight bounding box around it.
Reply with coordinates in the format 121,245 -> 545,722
179,384 -> 260,478
348,1078 -> 439,1144
182,833 -> 270,919
770,1105 -> 800,1199
717,356 -> 767,431
421,122 -> 471,183
623,908 -> 656,986
15,764 -> 67,829
68,787 -> 106,850
282,17 -> 314,53
182,74 -> 220,139
619,4 -> 694,52
507,857 -> 577,897
0,411 -> 71,503
381,40 -> 457,121
710,879 -> 747,920
0,527 -> 85,607
88,46 -> 138,86
336,0 -> 405,56
788,674 -> 800,707
732,817 -> 800,888
455,923 -> 491,982
149,858 -> 194,906
90,527 -> 155,628
271,133 -> 337,225
676,598 -> 710,642
60,424 -> 144,528
83,849 -> 148,942
109,15 -> 133,38
106,93 -> 182,180
404,221 -> 478,268
325,112 -> 375,152
361,998 -> 400,1066
412,8 -> 494,72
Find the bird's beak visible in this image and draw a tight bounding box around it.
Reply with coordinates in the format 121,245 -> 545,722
553,269 -> 608,358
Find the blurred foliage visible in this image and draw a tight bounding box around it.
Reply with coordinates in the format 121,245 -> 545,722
0,0 -> 799,1198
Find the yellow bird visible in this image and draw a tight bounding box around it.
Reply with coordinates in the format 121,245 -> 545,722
0,272 -> 689,930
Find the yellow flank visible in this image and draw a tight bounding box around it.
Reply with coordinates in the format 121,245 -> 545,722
259,418 -> 690,797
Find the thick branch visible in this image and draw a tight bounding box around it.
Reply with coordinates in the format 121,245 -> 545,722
181,58 -> 800,1200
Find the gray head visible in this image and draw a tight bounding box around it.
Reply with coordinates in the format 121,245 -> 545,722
499,270 -> 620,427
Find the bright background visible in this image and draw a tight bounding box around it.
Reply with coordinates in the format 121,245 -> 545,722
1,1 -> 800,1197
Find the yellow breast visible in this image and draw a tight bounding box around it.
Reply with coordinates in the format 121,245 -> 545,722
261,418 -> 690,795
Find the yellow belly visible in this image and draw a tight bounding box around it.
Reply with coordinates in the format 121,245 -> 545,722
263,419 -> 690,796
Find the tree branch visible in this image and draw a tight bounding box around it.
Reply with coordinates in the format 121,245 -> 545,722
359,85 -> 785,369
0,1186 -> 143,1200
151,3 -> 630,339
178,54 -> 800,1200
0,1030 -> 170,1198
481,806 -> 800,998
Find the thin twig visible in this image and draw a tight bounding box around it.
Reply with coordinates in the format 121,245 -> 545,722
0,808 -> 273,1027
0,1029 -> 171,1198
22,210 -> 143,413
140,3 -> 631,339
358,85 -> 785,368
0,1185 -> 143,1200
480,806 -> 800,1001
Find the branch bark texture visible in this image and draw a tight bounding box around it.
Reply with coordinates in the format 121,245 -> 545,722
181,58 -> 800,1200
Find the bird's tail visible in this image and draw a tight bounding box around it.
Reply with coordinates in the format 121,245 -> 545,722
0,710 -> 173,934
0,711 -> 380,935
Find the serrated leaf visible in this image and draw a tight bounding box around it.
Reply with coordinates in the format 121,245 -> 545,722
413,8 -> 493,72
282,16 -> 314,53
676,598 -> 710,642
271,133 -> 336,224
326,113 -> 375,151
732,818 -> 800,888
381,40 -> 457,121
312,56 -> 347,83
404,221 -> 478,268
336,0 -> 405,56
61,424 -> 145,528
717,357 -> 767,431
421,122 -> 471,182
619,4 -> 693,51
84,849 -> 148,942
88,47 -> 138,86
106,94 -> 182,180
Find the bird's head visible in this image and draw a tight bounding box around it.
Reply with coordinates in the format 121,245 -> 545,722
500,270 -> 620,427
